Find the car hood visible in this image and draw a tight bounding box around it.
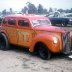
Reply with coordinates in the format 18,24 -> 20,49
33,25 -> 67,33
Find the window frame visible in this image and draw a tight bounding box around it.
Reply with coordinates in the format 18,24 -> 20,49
2,19 -> 7,25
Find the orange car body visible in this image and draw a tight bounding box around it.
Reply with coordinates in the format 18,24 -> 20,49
0,14 -> 71,54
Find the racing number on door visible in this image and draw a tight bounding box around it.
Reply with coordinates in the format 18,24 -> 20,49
18,31 -> 29,42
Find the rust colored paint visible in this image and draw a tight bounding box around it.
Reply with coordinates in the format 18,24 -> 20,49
0,14 -> 71,54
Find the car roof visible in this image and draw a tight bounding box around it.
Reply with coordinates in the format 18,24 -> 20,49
4,14 -> 48,20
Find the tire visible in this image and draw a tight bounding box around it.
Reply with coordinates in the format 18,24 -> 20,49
0,33 -> 9,50
38,44 -> 51,60
61,22 -> 67,27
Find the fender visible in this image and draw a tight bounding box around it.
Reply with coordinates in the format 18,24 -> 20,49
0,26 -> 9,42
29,32 -> 62,53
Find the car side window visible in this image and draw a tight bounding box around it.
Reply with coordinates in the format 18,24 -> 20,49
8,19 -> 16,25
18,20 -> 29,27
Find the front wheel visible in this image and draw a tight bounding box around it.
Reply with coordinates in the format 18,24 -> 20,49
0,33 -> 9,50
38,44 -> 51,60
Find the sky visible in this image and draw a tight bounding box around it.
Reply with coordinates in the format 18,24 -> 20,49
0,0 -> 72,12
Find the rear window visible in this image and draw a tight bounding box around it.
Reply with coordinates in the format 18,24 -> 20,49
8,19 -> 16,25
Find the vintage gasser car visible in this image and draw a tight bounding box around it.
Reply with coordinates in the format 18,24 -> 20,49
0,14 -> 71,59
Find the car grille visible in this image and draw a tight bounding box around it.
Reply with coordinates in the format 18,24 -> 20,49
62,32 -> 71,54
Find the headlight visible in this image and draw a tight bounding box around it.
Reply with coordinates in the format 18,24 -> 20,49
53,37 -> 58,44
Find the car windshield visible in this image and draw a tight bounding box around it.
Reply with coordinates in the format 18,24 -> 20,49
32,19 -> 51,27
48,12 -> 72,18
65,14 -> 72,17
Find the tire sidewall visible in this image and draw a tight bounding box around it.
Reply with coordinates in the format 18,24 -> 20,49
0,33 -> 9,50
38,44 -> 51,60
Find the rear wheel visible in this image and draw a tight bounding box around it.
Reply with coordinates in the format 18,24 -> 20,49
38,43 -> 51,60
0,33 -> 9,50
61,22 -> 67,27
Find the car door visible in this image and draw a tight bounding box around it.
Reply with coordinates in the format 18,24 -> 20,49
17,19 -> 33,47
3,17 -> 18,45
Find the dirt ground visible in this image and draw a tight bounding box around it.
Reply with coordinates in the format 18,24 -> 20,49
0,26 -> 72,72
0,46 -> 72,72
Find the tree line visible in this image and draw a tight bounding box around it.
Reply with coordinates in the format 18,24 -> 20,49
0,2 -> 72,16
